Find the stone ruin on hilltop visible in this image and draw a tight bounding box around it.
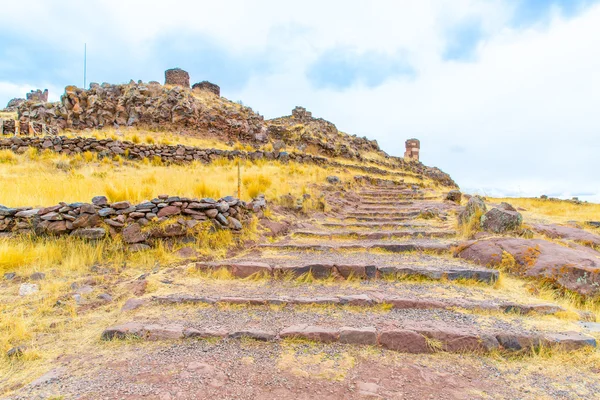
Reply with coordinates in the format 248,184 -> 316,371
404,139 -> 420,162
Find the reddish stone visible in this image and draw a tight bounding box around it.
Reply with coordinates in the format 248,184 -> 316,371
339,327 -> 378,345
378,329 -> 430,353
279,324 -> 339,343
226,262 -> 272,278
542,332 -> 596,351
157,205 -> 181,218
183,328 -> 228,338
101,322 -> 144,340
384,297 -> 448,310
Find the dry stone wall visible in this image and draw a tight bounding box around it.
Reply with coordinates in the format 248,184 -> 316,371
0,194 -> 265,249
0,135 -> 457,187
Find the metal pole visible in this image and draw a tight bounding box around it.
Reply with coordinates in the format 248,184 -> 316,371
237,159 -> 241,198
84,43 -> 87,89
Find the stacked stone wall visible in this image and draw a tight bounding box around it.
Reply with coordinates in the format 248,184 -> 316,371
0,135 -> 457,187
0,194 -> 265,250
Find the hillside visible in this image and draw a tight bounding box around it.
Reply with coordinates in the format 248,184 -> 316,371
0,70 -> 599,399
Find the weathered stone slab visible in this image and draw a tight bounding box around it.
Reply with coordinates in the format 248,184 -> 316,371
279,324 -> 339,343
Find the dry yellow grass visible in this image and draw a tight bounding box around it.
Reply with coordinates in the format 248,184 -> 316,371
490,197 -> 600,224
0,151 -> 359,207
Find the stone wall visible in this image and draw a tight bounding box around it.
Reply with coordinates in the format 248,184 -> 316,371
165,68 -> 190,87
404,139 -> 420,162
26,89 -> 48,103
0,119 -> 58,136
192,81 -> 220,96
0,194 -> 265,250
0,135 -> 457,187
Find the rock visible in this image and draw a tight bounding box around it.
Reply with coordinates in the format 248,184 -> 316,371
378,329 -> 430,353
7,346 -> 25,358
227,262 -> 272,278
498,202 -> 517,212
216,213 -> 228,225
128,243 -> 151,252
14,209 -> 40,218
542,331 -> 596,351
175,247 -> 199,259
97,293 -> 113,302
228,330 -> 276,341
110,201 -> 131,210
446,190 -> 462,203
532,224 -> 600,247
480,208 -> 522,233
339,327 -> 378,345
122,223 -> 148,244
4,272 -> 16,280
121,298 -> 147,311
102,322 -> 184,340
458,195 -> 487,225
29,367 -> 65,387
457,238 -> 600,296
216,201 -> 229,213
92,196 -> 109,207
72,213 -> 100,229
205,209 -> 219,218
70,228 -> 106,240
326,176 -> 340,184
98,207 -> 116,217
19,283 -> 39,296
157,205 -> 181,218
228,217 -> 242,230
279,324 -> 339,343
411,324 -> 499,352
30,272 -> 46,281
260,219 -> 289,237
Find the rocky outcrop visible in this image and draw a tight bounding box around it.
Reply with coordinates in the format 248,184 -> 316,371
3,98 -> 25,112
456,238 -> 600,297
16,82 -> 266,143
0,194 -> 265,247
532,224 -> 600,248
192,81 -> 220,96
446,190 -> 462,203
480,207 -> 522,233
458,196 -> 486,225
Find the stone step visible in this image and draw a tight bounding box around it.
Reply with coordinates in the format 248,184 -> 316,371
346,211 -> 422,218
343,216 -> 418,222
358,201 -> 414,206
258,240 -> 454,255
147,293 -> 564,316
292,230 -> 456,240
102,321 -> 596,354
189,259 -> 496,283
320,221 -> 432,229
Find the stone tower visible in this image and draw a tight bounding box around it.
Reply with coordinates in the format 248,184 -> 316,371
165,68 -> 190,88
404,139 -> 420,162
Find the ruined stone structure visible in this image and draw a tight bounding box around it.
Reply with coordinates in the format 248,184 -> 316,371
404,139 -> 420,162
26,89 -> 48,103
4,98 -> 25,112
292,106 -> 312,121
0,119 -> 57,136
192,81 -> 220,96
165,68 -> 190,87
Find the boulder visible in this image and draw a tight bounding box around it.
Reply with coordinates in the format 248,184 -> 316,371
446,190 -> 462,203
532,224 -> 600,247
92,196 -> 109,207
326,176 -> 340,184
456,238 -> 600,296
480,208 -> 522,233
458,195 -> 486,225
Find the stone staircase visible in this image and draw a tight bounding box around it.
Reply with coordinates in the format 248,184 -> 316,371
103,185 -> 598,356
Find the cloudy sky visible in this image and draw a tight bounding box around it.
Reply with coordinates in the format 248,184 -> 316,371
1,0 -> 599,200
